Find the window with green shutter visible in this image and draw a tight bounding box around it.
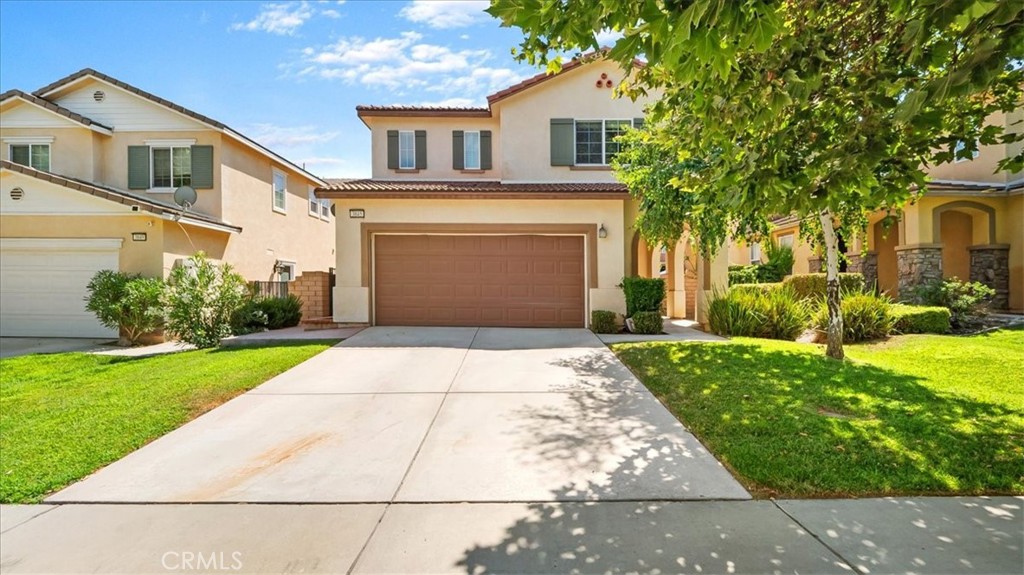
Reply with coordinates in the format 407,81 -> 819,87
550,118 -> 575,166
190,145 -> 214,189
127,146 -> 150,189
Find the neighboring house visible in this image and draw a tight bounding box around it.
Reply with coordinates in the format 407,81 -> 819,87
730,109 -> 1023,312
317,54 -> 727,328
0,69 -> 335,338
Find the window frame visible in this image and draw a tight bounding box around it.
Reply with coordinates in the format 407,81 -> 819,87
398,130 -> 416,170
272,168 -> 287,214
573,118 -> 632,166
276,260 -> 296,282
777,233 -> 795,249
144,139 -> 195,192
8,143 -> 51,171
319,198 -> 331,221
463,130 -> 481,170
750,243 -> 762,264
308,186 -> 319,217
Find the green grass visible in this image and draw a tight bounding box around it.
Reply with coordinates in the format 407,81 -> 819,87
611,328 -> 1024,498
0,341 -> 336,503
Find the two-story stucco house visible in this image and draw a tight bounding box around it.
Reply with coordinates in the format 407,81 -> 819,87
0,69 -> 335,338
729,108 -> 1023,312
317,55 -> 728,329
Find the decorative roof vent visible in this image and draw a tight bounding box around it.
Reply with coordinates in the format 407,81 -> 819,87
93,90 -> 105,102
10,187 -> 25,201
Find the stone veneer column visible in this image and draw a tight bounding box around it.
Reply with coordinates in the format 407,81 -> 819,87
969,244 -> 1010,310
895,245 -> 943,301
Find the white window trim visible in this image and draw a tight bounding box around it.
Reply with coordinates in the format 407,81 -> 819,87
463,130 -> 481,170
750,243 -> 762,264
272,168 -> 287,214
3,136 -> 55,144
147,142 -> 195,193
276,260 -> 297,282
777,233 -> 795,249
7,142 -> 51,171
308,186 -> 319,217
398,130 -> 416,170
319,198 -> 331,221
573,118 -> 632,166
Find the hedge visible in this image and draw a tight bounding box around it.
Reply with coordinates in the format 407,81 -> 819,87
728,265 -> 759,286
890,303 -> 951,334
630,311 -> 663,334
590,310 -> 618,334
621,276 -> 666,317
729,283 -> 781,296
783,273 -> 865,300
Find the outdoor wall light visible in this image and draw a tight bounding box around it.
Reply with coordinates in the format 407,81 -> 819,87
598,224 -> 608,239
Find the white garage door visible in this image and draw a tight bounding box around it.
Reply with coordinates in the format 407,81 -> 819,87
0,238 -> 122,338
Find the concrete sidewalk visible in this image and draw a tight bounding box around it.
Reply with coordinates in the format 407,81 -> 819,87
1,497 -> 1020,574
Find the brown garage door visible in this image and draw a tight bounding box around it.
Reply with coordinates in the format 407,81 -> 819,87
374,234 -> 585,327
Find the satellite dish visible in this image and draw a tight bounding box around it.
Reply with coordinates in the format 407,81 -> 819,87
173,185 -> 197,210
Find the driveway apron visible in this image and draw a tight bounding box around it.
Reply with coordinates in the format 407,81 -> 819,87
48,327 -> 749,503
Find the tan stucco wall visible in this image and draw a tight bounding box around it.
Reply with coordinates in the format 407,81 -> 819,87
331,198 -> 629,324
495,60 -> 655,183
162,221 -> 230,276
219,138 -> 335,280
0,214 -> 165,277
0,126 -> 98,181
925,109 -> 1024,184
366,116 -> 500,180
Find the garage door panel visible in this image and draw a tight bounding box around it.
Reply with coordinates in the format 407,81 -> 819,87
375,234 -> 584,328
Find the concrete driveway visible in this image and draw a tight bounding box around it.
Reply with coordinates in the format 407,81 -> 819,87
0,337 -> 111,359
48,326 -> 748,503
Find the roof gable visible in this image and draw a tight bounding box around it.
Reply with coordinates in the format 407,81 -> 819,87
46,77 -> 210,132
0,90 -> 112,133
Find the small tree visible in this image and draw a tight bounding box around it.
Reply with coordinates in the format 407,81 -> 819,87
164,253 -> 247,348
489,0 -> 1024,359
84,270 -> 165,346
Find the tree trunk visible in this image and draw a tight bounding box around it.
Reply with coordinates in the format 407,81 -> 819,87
819,210 -> 844,360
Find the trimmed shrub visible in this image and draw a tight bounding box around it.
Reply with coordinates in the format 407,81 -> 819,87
813,292 -> 894,342
260,294 -> 304,330
757,242 -> 795,283
783,273 -> 865,300
164,253 -> 248,349
84,270 -> 165,346
890,304 -> 951,334
730,283 -> 781,296
630,311 -> 663,334
230,299 -> 269,335
707,285 -> 808,340
590,310 -> 618,334
620,276 -> 666,317
728,265 -> 759,286
909,278 -> 995,327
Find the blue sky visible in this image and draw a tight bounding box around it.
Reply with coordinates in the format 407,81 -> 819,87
0,1 -> 566,178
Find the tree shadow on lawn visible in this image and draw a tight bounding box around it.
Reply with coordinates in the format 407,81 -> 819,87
614,341 -> 1024,498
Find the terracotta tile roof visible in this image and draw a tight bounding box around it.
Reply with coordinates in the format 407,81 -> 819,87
32,68 -> 325,185
0,89 -> 113,132
487,50 -> 645,106
1,159 -> 242,233
317,179 -> 629,200
356,105 -> 491,118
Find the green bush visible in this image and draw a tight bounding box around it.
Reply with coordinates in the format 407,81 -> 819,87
783,273 -> 865,300
730,283 -> 781,296
909,278 -> 995,327
707,285 -> 808,340
590,310 -> 619,334
728,265 -> 759,286
813,292 -> 894,342
230,298 -> 269,335
84,270 -> 165,346
260,294 -> 304,330
890,304 -> 951,334
164,253 -> 248,348
630,311 -> 663,334
757,242 -> 795,283
620,276 -> 666,317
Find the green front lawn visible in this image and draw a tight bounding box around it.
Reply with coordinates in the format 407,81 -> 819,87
0,342 -> 336,503
612,328 -> 1024,498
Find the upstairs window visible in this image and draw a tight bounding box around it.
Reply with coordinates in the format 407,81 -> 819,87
308,187 -> 319,217
750,243 -> 762,264
151,146 -> 191,188
464,131 -> 481,170
272,169 -> 287,213
575,119 -> 631,165
9,143 -> 50,171
777,234 -> 795,249
398,131 -> 416,169
954,140 -> 980,163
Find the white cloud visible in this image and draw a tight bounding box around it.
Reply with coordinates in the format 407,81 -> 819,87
246,124 -> 339,148
296,31 -> 528,103
595,29 -> 624,47
232,1 -> 344,34
399,1 -> 489,29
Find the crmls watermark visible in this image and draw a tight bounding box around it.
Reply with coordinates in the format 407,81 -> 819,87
161,551 -> 243,571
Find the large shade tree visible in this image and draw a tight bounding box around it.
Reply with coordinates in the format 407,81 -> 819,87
487,0 -> 1023,359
